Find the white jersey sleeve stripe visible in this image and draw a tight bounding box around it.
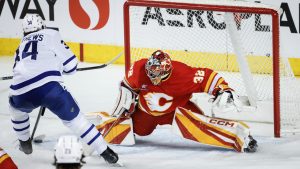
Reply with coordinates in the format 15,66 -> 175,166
208,74 -> 221,95
10,71 -> 61,90
63,55 -> 76,66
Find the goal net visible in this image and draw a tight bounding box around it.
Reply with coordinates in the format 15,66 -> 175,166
123,0 -> 300,137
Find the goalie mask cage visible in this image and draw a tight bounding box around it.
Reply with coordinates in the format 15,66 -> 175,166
123,0 -> 300,137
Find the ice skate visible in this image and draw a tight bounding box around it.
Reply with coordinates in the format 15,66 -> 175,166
244,135 -> 258,153
19,139 -> 33,154
100,146 -> 119,164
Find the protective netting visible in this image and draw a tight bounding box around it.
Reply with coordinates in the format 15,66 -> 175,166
125,0 -> 300,135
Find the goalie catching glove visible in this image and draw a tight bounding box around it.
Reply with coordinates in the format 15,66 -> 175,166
211,84 -> 243,114
111,81 -> 137,117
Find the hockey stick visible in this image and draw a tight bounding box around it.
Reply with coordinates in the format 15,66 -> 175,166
31,106 -> 46,142
76,51 -> 123,71
0,51 -> 123,81
82,110 -> 125,156
103,109 -> 126,138
0,76 -> 12,81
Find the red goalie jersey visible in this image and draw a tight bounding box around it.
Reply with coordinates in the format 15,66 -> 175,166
124,59 -> 231,117
0,147 -> 18,169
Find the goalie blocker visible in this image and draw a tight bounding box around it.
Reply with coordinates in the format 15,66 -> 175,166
88,107 -> 257,152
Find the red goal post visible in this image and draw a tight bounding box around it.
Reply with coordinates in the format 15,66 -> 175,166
123,0 -> 287,137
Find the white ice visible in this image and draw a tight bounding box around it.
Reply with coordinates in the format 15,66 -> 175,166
1,56 -> 300,169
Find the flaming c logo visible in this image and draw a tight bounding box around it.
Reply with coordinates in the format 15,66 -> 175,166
69,0 -> 110,30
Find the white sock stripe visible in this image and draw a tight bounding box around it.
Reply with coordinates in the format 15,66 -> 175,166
209,74 -> 221,94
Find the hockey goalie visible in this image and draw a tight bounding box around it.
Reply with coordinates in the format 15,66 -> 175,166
91,50 -> 257,153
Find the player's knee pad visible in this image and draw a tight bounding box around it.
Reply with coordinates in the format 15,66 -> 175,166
9,96 -> 34,113
44,85 -> 80,121
62,113 -> 89,133
130,109 -> 158,136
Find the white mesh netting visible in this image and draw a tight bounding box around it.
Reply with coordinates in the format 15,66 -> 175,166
125,0 -> 300,135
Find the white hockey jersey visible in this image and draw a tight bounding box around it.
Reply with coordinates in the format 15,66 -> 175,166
10,29 -> 78,95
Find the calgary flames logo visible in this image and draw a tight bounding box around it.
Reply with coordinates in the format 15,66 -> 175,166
69,0 -> 110,30
144,93 -> 173,112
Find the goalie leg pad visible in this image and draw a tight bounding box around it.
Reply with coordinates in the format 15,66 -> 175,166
85,112 -> 135,145
171,107 -> 250,152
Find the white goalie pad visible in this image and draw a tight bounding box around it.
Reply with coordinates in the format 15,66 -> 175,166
85,112 -> 135,145
171,107 -> 251,152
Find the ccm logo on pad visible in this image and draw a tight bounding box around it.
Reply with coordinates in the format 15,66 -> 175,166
209,119 -> 236,127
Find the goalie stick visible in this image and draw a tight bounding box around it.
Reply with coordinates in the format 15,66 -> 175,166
0,51 -> 123,81
103,109 -> 127,138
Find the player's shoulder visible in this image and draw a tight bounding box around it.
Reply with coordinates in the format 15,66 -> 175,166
171,60 -> 197,78
126,59 -> 147,83
134,59 -> 147,67
131,59 -> 147,72
39,28 -> 60,36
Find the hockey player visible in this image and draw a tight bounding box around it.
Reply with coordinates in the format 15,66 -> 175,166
0,147 -> 18,169
106,50 -> 257,152
9,14 -> 118,164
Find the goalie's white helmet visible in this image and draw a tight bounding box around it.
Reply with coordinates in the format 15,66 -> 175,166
145,50 -> 172,85
22,14 -> 45,34
54,135 -> 84,164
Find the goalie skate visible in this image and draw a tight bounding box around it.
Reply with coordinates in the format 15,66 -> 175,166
243,135 -> 258,153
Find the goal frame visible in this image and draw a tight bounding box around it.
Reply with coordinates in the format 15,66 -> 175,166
123,0 -> 280,137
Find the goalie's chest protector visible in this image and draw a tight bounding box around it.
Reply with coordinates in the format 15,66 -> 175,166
133,61 -> 202,116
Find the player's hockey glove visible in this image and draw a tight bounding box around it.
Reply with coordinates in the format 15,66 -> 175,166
211,85 -> 242,114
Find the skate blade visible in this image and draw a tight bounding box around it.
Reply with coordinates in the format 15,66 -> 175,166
108,161 -> 125,167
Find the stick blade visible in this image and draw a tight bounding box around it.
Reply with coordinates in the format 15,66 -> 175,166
32,134 -> 46,143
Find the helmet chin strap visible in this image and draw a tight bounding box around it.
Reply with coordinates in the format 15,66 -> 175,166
150,72 -> 171,85
150,77 -> 162,85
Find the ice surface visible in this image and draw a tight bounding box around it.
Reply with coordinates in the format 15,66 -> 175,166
1,56 -> 300,169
